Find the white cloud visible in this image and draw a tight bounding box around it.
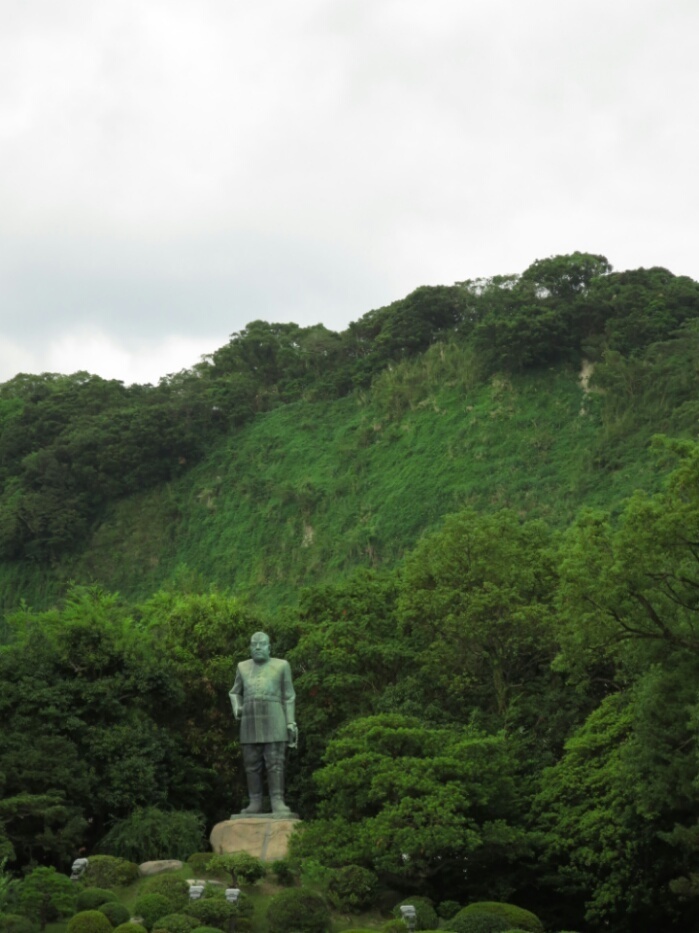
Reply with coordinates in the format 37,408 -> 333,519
1,0 -> 699,384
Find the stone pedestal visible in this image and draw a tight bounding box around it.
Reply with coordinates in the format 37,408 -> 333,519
209,817 -> 301,862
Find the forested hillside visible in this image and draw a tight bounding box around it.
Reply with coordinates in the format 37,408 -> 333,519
3,253 -> 699,931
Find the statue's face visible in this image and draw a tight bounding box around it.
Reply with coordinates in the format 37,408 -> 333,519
250,633 -> 271,662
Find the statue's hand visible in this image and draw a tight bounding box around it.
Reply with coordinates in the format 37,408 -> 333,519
287,723 -> 298,748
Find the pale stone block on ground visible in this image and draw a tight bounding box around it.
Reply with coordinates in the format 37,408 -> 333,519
209,817 -> 301,862
138,859 -> 184,876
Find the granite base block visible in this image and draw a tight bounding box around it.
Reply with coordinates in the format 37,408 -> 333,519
209,816 -> 301,862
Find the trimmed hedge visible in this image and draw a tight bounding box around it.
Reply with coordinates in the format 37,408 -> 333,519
66,910 -> 113,933
446,911 -> 510,933
151,914 -> 198,933
76,889 -> 118,912
451,903 -> 543,933
140,878 -> 190,913
133,895 -> 174,932
98,902 -> 131,927
113,926 -> 146,933
392,896 -> 439,931
266,888 -> 331,933
182,899 -> 233,931
204,854 -> 265,885
83,857 -> 140,889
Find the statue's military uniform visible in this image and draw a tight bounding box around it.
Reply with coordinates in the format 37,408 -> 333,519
229,656 -> 295,814
230,657 -> 295,743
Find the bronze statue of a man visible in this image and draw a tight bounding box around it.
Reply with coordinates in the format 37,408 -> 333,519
229,631 -> 297,816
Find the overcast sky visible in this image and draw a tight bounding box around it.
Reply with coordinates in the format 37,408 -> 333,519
1,0 -> 698,385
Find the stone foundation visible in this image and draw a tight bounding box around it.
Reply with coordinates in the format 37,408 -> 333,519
209,817 -> 301,862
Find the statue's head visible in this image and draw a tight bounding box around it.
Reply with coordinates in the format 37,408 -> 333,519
250,631 -> 271,663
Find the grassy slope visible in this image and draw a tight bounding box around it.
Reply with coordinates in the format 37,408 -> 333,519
0,361 -> 670,614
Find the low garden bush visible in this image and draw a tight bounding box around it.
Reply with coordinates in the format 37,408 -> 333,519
0,915 -> 36,933
438,900 -> 462,919
392,896 -> 438,930
204,854 -> 265,885
97,902 -> 131,927
133,894 -> 173,931
451,902 -> 543,933
140,877 -> 190,912
83,856 -> 140,889
266,888 -> 331,933
446,911 -> 511,933
66,910 -> 113,933
113,925 -> 146,933
182,898 -> 234,931
150,914 -> 198,933
270,858 -> 296,886
75,890 -> 117,913
327,865 -> 378,912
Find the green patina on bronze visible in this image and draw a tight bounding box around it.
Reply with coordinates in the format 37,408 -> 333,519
229,632 -> 298,817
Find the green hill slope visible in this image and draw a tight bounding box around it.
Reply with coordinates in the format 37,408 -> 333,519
2,252 -> 699,612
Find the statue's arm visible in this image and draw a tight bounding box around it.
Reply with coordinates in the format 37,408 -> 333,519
281,660 -> 296,732
229,665 -> 244,720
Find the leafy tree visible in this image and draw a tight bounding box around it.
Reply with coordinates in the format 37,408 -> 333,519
297,715 -> 530,900
17,867 -> 75,931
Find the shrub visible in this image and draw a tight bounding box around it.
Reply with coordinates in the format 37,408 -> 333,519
327,865 -> 378,912
270,859 -> 296,886
98,809 -> 205,864
76,890 -> 118,913
184,856 -> 213,877
190,928 -> 222,933
447,910 -> 511,933
203,854 -> 265,885
98,902 -> 131,927
133,895 -> 174,931
83,857 -> 140,889
113,926 -> 146,933
140,878 -> 190,913
181,899 -> 233,931
393,896 -> 438,931
382,923 -> 410,933
66,910 -> 114,933
0,915 -> 36,933
452,902 -> 543,933
266,888 -> 331,933
150,915 -> 198,933
438,900 -> 462,919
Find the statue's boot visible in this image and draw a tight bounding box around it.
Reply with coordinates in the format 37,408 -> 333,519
268,770 -> 291,816
241,771 -> 264,814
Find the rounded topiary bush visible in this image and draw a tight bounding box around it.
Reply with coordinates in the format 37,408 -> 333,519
113,925 -> 146,933
204,854 -> 265,885
393,896 -> 439,931
270,858 -> 296,886
140,878 -> 190,912
98,902 -> 131,927
150,914 -> 198,933
83,856 -> 140,889
327,865 -> 378,912
133,894 -> 174,931
438,900 -> 462,920
76,889 -> 118,912
66,910 -> 114,933
447,910 -> 510,933
190,928 -> 223,933
182,899 -> 233,931
0,915 -> 37,933
452,902 -> 543,933
266,888 -> 331,933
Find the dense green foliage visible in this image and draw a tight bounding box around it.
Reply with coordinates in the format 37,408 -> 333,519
265,888 -> 331,933
5,253 -> 699,932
